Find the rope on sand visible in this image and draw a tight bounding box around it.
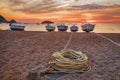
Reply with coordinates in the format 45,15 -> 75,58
44,49 -> 91,73
95,33 -> 120,47
63,33 -> 74,50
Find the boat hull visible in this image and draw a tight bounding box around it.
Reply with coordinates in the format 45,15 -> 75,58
10,28 -> 24,31
71,30 -> 78,32
46,29 -> 55,32
70,26 -> 78,32
57,25 -> 68,31
10,25 -> 25,31
81,24 -> 95,32
46,26 -> 55,32
58,29 -> 67,31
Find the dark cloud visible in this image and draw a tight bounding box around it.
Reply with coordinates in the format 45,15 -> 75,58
15,7 -> 67,14
70,4 -> 113,10
8,0 -> 26,5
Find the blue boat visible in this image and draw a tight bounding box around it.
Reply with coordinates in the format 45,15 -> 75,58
70,25 -> 78,32
81,23 -> 95,32
57,24 -> 68,31
9,23 -> 25,31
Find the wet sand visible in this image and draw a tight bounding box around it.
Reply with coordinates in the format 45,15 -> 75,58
0,30 -> 120,80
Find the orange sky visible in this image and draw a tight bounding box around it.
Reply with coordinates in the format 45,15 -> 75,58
0,0 -> 120,23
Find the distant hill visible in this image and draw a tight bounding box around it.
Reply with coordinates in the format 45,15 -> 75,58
0,15 -> 17,23
0,15 -> 8,23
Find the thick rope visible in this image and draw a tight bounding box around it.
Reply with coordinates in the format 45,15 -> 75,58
44,50 -> 90,73
63,33 -> 74,50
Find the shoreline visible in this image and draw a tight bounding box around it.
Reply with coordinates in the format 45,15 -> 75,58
0,22 -> 120,33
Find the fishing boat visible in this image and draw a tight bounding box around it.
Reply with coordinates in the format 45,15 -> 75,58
57,24 -> 68,31
9,23 -> 25,31
46,24 -> 55,32
70,25 -> 78,32
81,23 -> 95,32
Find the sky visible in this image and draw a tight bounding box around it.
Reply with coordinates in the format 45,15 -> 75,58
0,0 -> 120,23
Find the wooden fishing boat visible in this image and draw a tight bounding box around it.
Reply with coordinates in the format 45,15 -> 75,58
70,25 -> 78,32
9,23 -> 25,31
46,25 -> 55,32
81,23 -> 95,32
57,24 -> 68,31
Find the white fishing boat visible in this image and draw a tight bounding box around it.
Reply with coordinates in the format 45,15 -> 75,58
81,23 -> 95,32
46,24 -> 55,32
9,23 -> 25,31
57,24 -> 68,31
70,25 -> 78,32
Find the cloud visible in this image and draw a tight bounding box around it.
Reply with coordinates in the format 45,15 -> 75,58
8,0 -> 26,5
1,0 -> 120,14
70,4 -> 113,10
7,0 -> 73,13
56,7 -> 120,22
85,8 -> 120,22
71,0 -> 120,5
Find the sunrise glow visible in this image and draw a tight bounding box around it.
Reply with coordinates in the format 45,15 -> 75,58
0,0 -> 120,23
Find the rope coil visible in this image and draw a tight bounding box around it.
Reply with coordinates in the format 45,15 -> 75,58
45,49 -> 91,73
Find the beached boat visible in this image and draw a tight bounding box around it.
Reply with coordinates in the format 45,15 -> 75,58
81,23 -> 95,32
70,25 -> 78,32
57,24 -> 68,31
46,25 -> 55,32
9,23 -> 25,31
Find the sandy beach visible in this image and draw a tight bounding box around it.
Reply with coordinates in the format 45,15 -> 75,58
0,30 -> 120,80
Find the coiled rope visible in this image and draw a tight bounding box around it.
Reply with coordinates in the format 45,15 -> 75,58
46,49 -> 91,73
